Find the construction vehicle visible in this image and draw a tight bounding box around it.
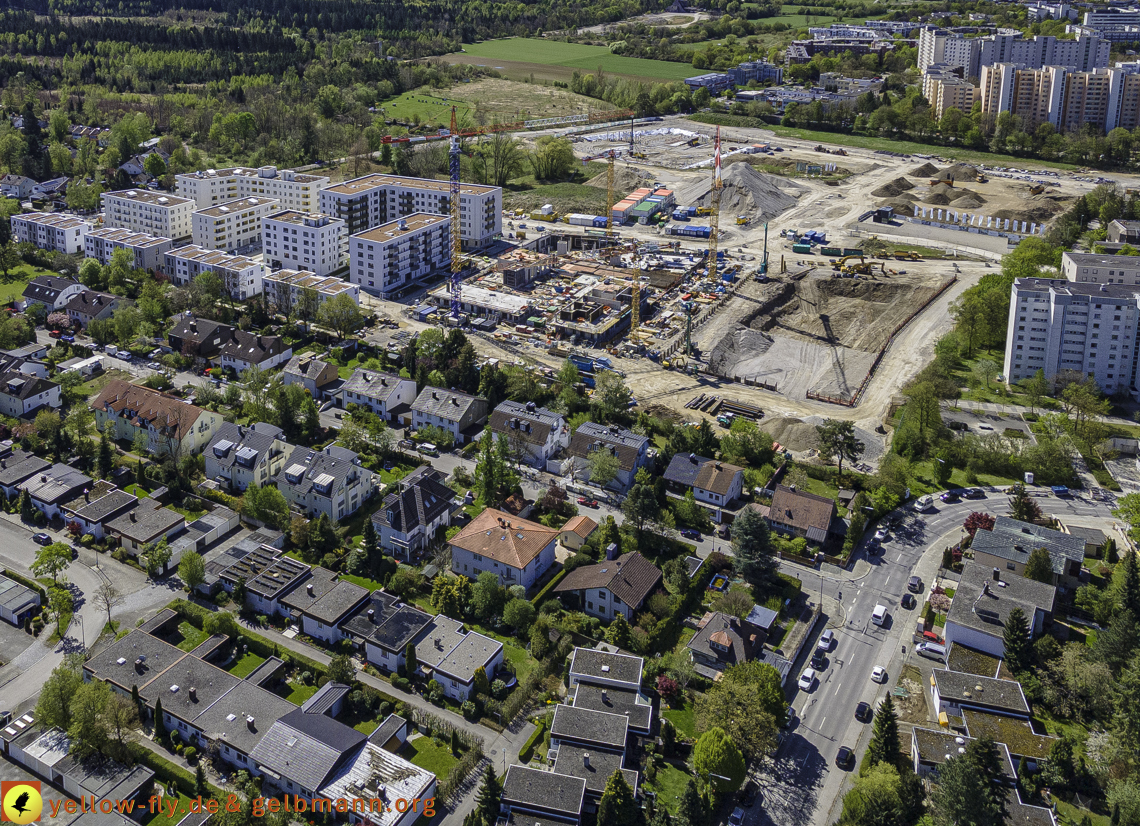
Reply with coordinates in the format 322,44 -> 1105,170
893,250 -> 922,261
736,215 -> 749,225
1029,184 -> 1045,195
833,148 -> 848,156
977,174 -> 988,183
814,145 -> 827,153
929,179 -> 954,187
833,255 -> 865,269
696,206 -> 714,216
708,128 -> 723,284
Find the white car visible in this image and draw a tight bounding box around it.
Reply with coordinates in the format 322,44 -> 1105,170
817,629 -> 835,652
798,668 -> 817,692
871,666 -> 888,684
873,528 -> 888,542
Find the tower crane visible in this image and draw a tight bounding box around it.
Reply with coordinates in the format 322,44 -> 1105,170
708,127 -> 722,282
449,107 -> 462,320
581,148 -> 620,238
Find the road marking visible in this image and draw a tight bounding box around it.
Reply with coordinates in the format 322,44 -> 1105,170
834,683 -> 842,695
897,553 -> 903,562
820,717 -> 826,728
885,575 -> 891,586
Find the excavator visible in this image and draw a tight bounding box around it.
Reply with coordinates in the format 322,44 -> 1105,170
1029,184 -> 1045,195
831,254 -> 865,270
929,178 -> 954,187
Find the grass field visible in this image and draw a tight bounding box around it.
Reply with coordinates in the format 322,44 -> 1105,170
227,652 -> 266,678
142,793 -> 194,826
381,78 -> 613,129
444,38 -> 694,84
647,761 -> 693,813
175,621 -> 209,652
403,736 -> 460,777
0,263 -> 55,305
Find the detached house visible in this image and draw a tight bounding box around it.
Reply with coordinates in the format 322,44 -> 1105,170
204,422 -> 289,492
167,314 -> 291,373
339,591 -> 434,674
283,355 -> 340,400
62,482 -> 138,540
970,516 -> 1086,590
20,464 -> 93,520
489,401 -> 569,468
663,453 -> 745,510
92,380 -> 223,457
0,371 -> 60,418
371,465 -> 456,560
64,290 -> 124,328
410,388 -> 488,446
554,552 -> 662,621
274,445 -> 375,522
566,422 -> 651,493
944,562 -> 1057,659
342,369 -> 417,423
766,485 -> 839,545
21,275 -> 84,313
219,330 -> 291,374
448,508 -> 558,590
686,610 -> 764,677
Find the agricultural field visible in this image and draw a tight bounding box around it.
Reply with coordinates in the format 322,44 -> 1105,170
380,78 -> 617,129
441,38 -> 695,84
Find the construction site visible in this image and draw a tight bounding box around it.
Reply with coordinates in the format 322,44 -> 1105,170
361,112 -> 1129,464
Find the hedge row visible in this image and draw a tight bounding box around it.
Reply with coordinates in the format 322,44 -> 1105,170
4,569 -> 47,600
529,568 -> 567,607
129,743 -> 214,798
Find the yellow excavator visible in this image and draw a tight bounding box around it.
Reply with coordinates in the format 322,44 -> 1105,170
832,254 -> 864,270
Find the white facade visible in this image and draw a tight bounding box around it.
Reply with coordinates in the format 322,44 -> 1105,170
84,228 -> 172,272
102,189 -> 194,239
164,245 -> 265,300
1004,277 -> 1140,397
302,614 -> 350,645
191,196 -> 279,252
0,374 -> 61,418
341,370 -> 417,419
918,26 -> 1109,75
262,211 -> 347,276
1062,251 -> 1140,285
320,173 -> 501,251
10,213 -> 91,254
262,269 -> 360,314
349,214 -> 450,298
176,166 -> 330,212
433,639 -> 504,702
450,542 -> 557,590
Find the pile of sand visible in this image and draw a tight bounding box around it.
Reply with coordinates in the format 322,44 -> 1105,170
954,194 -> 986,209
676,163 -> 804,221
925,192 -> 952,206
993,204 -> 1064,222
909,162 -> 939,177
871,177 -> 916,198
802,415 -> 884,462
761,416 -> 823,452
882,198 -> 919,215
939,163 -> 978,181
586,165 -> 650,192
929,183 -> 956,199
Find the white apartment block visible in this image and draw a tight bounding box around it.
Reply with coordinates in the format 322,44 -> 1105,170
84,228 -> 173,272
11,213 -> 92,254
102,189 -> 194,239
262,269 -> 360,314
191,196 -> 279,252
176,166 -> 330,212
164,245 -> 265,301
1004,278 -> 1140,397
917,26 -> 1109,76
319,173 -> 501,251
262,211 -> 346,276
349,214 -> 450,298
1062,252 -> 1140,285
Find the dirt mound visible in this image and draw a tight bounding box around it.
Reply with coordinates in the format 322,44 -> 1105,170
676,163 -> 804,222
762,417 -> 823,452
939,163 -> 978,182
896,191 -> 919,202
882,198 -> 919,215
929,183 -> 956,199
924,192 -> 952,206
586,165 -> 650,192
871,177 -> 916,198
993,204 -> 1064,223
954,194 -> 986,209
909,162 -> 939,178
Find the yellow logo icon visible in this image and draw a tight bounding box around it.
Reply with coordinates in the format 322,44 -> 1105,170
2,782 -> 42,824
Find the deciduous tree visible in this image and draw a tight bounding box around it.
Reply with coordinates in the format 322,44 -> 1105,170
33,542 -> 72,584
693,727 -> 746,795
731,506 -> 776,588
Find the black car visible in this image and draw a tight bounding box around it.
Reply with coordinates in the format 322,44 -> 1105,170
32,533 -> 52,546
811,652 -> 827,670
740,780 -> 761,807
901,593 -> 917,610
836,746 -> 854,768
940,491 -> 960,503
680,528 -> 702,540
964,488 -> 986,499
855,702 -> 872,721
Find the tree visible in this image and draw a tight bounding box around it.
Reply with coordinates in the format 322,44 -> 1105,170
867,695 -> 900,768
606,612 -> 634,650
97,430 -> 115,478
694,680 -> 779,760
154,697 -> 167,742
327,654 -> 356,685
474,765 -> 502,825
431,575 -> 472,618
1009,485 -> 1043,523
587,448 -> 621,488
1019,369 -> 1050,412
33,541 -> 72,584
232,575 -> 247,608
104,692 -> 139,763
36,655 -> 84,730
49,586 -> 73,637
816,419 -> 865,478
472,429 -> 516,507
677,778 -> 707,826
529,136 -> 576,180
731,506 -> 776,588
1003,607 -> 1033,673
146,537 -> 172,578
503,598 -> 536,636
195,763 -> 208,797
1119,551 -> 1140,616
1110,652 -> 1140,777
963,511 -> 995,539
242,483 -> 290,530
179,551 -> 206,592
930,736 -> 1007,826
405,642 -> 419,677
94,581 -> 124,629
473,571 -> 507,622
1023,547 -> 1054,584
592,370 -> 633,423
317,293 -> 365,339
473,132 -> 526,187
693,727 -> 746,795
69,679 -> 111,758
972,359 -> 1001,388
712,588 -> 754,619
598,770 -> 643,826
837,762 -> 925,826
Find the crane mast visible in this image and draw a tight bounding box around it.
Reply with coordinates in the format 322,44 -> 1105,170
708,126 -> 721,283
605,149 -> 616,239
449,107 -> 462,319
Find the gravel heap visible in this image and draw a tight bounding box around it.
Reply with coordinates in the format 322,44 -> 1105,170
909,162 -> 939,177
939,163 -> 979,181
676,163 -> 803,222
871,177 -> 916,198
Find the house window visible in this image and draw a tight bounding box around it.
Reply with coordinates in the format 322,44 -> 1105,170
1007,562 -> 1016,571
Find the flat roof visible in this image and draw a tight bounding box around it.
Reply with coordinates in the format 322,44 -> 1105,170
325,173 -> 498,197
85,629 -> 187,689
86,227 -> 172,247
569,648 -> 643,686
264,210 -> 342,226
552,748 -> 638,797
104,189 -> 192,207
353,213 -> 449,243
195,196 -> 280,218
933,669 -> 1030,716
550,704 -> 629,750
166,244 -> 261,271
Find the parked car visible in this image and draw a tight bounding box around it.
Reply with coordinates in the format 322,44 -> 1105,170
576,497 -> 599,508
871,666 -> 888,683
908,576 -> 923,593
48,329 -> 62,339
855,701 -> 872,721
680,528 -> 702,540
901,593 -> 917,610
33,533 -> 52,546
818,629 -> 835,651
913,495 -> 935,512
1051,485 -> 1070,497
916,642 -> 947,661
729,807 -> 746,826
873,528 -> 888,542
964,488 -> 986,499
940,490 -> 960,503
836,746 -> 854,768
798,668 -> 817,692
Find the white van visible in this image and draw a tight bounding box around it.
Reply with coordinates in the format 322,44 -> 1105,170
417,442 -> 439,457
913,495 -> 935,513
916,642 -> 947,660
871,604 -> 888,626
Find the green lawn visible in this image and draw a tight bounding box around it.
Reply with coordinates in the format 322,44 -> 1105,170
341,573 -> 385,592
353,719 -> 380,735
279,681 -> 319,705
479,629 -> 537,680
648,761 -> 693,814
907,459 -> 1021,493
142,793 -> 194,826
77,368 -> 134,398
662,698 -> 695,740
1054,800 -> 1110,826
227,652 -> 266,678
402,736 -> 461,777
175,621 -> 209,652
0,263 -> 54,305
456,38 -> 693,80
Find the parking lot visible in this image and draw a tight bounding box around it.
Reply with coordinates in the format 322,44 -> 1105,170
941,408 -> 1035,441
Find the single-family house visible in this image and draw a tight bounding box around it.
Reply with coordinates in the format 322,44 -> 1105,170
565,422 -> 651,493
943,563 -> 1056,659
568,648 -> 644,692
489,401 -> 570,468
342,370 -> 417,423
204,422 -> 289,492
274,445 -> 375,522
554,552 -> 662,621
500,765 -> 586,826
92,380 -> 223,457
1,175 -> 35,199
0,449 -> 52,498
559,515 -> 598,551
21,275 -> 84,313
931,670 -> 1032,720
63,290 -> 124,328
663,453 -> 745,510
290,577 -> 370,645
766,485 -> 839,545
0,575 -> 40,626
216,546 -> 310,617
282,355 -> 340,400
686,610 -> 764,677
106,500 -> 186,568
219,330 -> 292,373
339,591 -> 433,674
410,388 -> 488,446
61,481 -> 138,540
372,465 -> 455,560
0,370 -> 60,418
449,508 -> 558,590
19,463 -> 93,520
550,703 -> 629,756
970,516 -> 1086,590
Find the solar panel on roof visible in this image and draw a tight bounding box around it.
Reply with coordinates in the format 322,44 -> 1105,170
213,439 -> 234,455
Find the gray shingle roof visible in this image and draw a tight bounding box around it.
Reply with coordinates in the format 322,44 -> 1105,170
140,656 -> 241,721
284,355 -> 335,383
84,630 -> 186,690
221,330 -> 288,365
63,290 -> 120,317
342,369 -> 408,405
106,499 -> 184,544
411,387 -> 487,424
303,579 -> 370,625
339,591 -> 400,639
19,463 -> 92,505
971,516 -> 1085,576
63,485 -> 137,524
567,422 -> 648,471
300,681 -> 352,715
368,713 -> 406,748
0,370 -> 58,403
248,709 -> 367,792
571,683 -> 653,733
489,401 -> 564,445
0,576 -> 39,615
552,748 -> 638,797
933,669 -> 1031,716
946,562 -> 1057,639
554,552 -> 662,611
664,453 -> 746,496
686,611 -> 763,669
193,680 -> 295,755
277,445 -> 366,500
569,648 -> 644,687
207,422 -> 285,472
23,275 -> 77,304
551,704 -> 629,751
502,765 -> 586,818
280,566 -> 340,613
413,615 -> 468,669
372,465 -> 455,535
435,631 -> 502,684
0,450 -> 50,487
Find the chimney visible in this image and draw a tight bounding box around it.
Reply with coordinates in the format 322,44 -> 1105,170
601,689 -> 607,701
715,462 -> 722,470
189,687 -> 197,701
583,753 -> 590,768
247,716 -> 255,731
367,608 -> 375,620
992,567 -> 1000,582
130,512 -> 137,522
307,583 -> 314,596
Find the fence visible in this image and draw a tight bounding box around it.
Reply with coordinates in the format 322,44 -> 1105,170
845,226 -> 1007,262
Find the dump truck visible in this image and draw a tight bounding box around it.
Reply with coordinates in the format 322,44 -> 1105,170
1029,184 -> 1045,195
736,216 -> 749,225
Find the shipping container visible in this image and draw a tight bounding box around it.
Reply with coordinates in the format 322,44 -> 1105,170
821,247 -> 842,256
593,217 -> 609,228
672,210 -> 690,221
843,248 -> 864,256
792,243 -> 813,254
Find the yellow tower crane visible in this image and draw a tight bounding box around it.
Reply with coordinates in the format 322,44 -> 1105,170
605,149 -> 616,239
708,127 -> 722,282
